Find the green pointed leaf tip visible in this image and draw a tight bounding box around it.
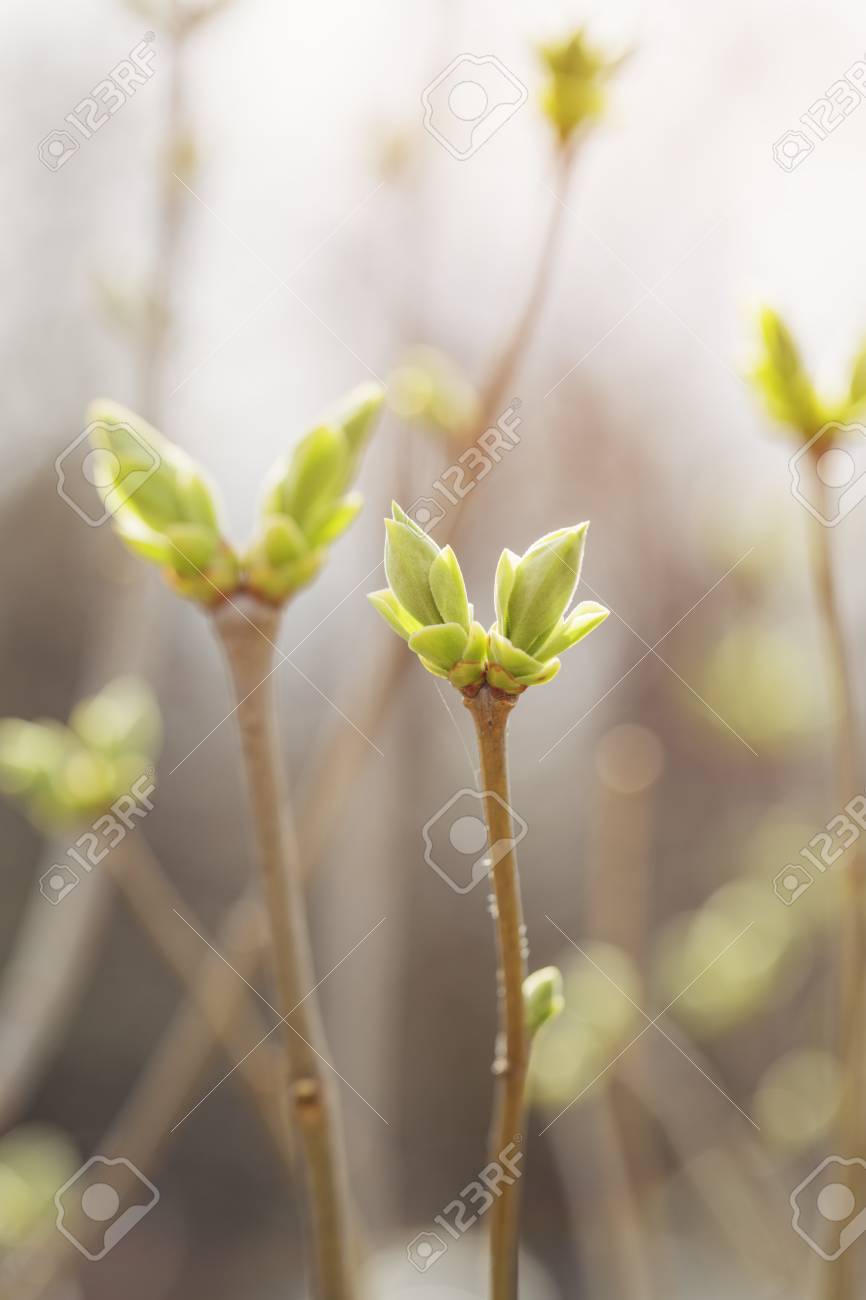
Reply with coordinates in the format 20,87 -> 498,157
327,382 -> 385,466
429,546 -> 470,630
384,517 -> 442,627
524,966 -> 565,1035
246,383 -> 383,602
505,524 -> 589,654
749,308 -> 826,437
86,399 -> 220,533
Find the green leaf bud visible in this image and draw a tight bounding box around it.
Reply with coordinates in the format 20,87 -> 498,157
538,30 -> 619,145
408,622 -> 471,672
387,346 -> 480,440
448,620 -> 488,692
69,677 -> 161,759
305,493 -> 363,548
262,514 -> 307,566
384,517 -> 442,626
522,967 -> 564,1034
249,383 -> 383,603
367,589 -> 423,642
749,308 -> 825,437
370,510 -> 604,694
532,601 -> 610,659
494,548 -> 519,633
0,721 -> 70,797
429,545 -> 471,630
524,966 -> 565,1036
505,524 -> 588,654
87,399 -> 221,533
327,382 -> 385,473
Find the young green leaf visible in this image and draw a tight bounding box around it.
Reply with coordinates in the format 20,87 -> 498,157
506,525 -> 588,654
524,966 -> 565,1036
384,518 -> 442,627
429,546 -> 471,630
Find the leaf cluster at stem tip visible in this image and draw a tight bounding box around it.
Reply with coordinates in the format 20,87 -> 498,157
750,306 -> 866,441
85,383 -> 384,606
368,503 -> 608,695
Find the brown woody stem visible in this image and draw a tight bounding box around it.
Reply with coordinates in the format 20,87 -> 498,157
213,596 -> 354,1300
465,684 -> 527,1300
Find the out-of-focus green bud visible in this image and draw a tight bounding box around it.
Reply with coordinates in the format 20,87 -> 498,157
262,514 -> 307,566
749,309 -> 825,437
0,1124 -> 78,1248
538,30 -> 619,145
0,721 -> 71,797
489,524 -> 607,693
753,1049 -> 842,1151
69,676 -> 161,759
524,966 -> 565,1036
166,538 -> 240,605
655,880 -> 797,1038
328,382 -> 384,472
368,503 -> 487,691
86,399 -> 238,606
387,346 -> 480,440
247,383 -> 384,603
529,944 -> 640,1108
0,679 -> 161,829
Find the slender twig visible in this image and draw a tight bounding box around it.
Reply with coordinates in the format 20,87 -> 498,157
464,684 -> 527,1300
477,142 -> 576,422
298,146 -> 580,875
212,595 -> 354,1300
107,833 -> 291,1165
810,469 -> 865,1300
139,0 -> 187,420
